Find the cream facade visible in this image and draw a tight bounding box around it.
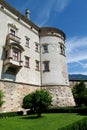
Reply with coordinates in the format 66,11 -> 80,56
0,0 -> 75,112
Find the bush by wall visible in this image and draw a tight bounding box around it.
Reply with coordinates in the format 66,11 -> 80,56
44,106 -> 87,114
0,111 -> 23,118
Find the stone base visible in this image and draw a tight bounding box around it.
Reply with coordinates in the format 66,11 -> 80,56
0,81 -> 75,112
42,86 -> 75,107
0,81 -> 40,112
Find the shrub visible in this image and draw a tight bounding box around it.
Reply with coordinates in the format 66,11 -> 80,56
0,112 -> 17,118
44,106 -> 87,114
17,111 -> 23,116
58,118 -> 87,130
22,90 -> 52,117
72,81 -> 87,107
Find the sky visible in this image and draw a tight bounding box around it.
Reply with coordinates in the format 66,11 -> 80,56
6,0 -> 87,75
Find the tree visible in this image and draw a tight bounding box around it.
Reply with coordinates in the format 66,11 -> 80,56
0,90 -> 4,107
22,90 -> 52,117
72,81 -> 87,106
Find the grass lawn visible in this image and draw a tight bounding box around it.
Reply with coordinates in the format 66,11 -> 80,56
0,113 -> 86,130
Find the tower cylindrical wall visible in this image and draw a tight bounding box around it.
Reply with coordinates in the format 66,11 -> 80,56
40,27 -> 69,86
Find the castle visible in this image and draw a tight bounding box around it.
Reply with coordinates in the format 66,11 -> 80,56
0,0 -> 75,112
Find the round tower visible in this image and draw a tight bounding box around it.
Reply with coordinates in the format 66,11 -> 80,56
39,27 -> 75,107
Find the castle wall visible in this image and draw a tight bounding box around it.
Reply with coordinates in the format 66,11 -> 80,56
0,80 -> 40,112
0,80 -> 75,112
0,0 -> 75,112
43,86 -> 75,107
0,6 -> 40,85
40,28 -> 69,86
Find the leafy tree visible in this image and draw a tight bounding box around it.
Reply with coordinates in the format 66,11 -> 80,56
72,81 -> 87,106
0,90 -> 4,107
22,90 -> 52,117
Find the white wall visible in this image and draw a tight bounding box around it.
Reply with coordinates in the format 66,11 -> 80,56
0,7 -> 40,85
40,36 -> 69,86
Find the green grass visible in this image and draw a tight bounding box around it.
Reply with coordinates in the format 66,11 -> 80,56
0,113 -> 86,130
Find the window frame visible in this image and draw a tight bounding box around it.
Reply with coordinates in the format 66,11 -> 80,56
25,56 -> 30,68
12,49 -> 20,61
35,42 -> 39,52
43,44 -> 48,53
43,61 -> 50,72
35,60 -> 40,71
60,44 -> 65,56
25,37 -> 30,48
10,29 -> 15,36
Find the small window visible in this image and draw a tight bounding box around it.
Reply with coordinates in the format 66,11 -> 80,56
35,43 -> 39,52
25,38 -> 30,48
60,45 -> 65,55
43,45 -> 48,53
43,61 -> 50,72
10,29 -> 15,36
25,56 -> 30,68
13,50 -> 19,61
35,60 -> 39,71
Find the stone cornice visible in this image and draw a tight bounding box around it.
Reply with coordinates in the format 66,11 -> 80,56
39,27 -> 66,40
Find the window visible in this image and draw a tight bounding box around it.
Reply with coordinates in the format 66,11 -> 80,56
35,43 -> 39,52
10,29 -> 15,36
25,56 -> 30,68
13,50 -> 19,61
35,60 -> 39,71
60,44 -> 65,55
43,45 -> 48,53
43,61 -> 50,72
25,38 -> 30,47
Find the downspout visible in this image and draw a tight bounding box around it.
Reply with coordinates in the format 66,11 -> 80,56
40,40 -> 42,89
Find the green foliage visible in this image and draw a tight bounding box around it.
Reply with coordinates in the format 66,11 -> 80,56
45,106 -> 87,114
72,81 -> 87,106
0,112 -> 17,118
22,90 -> 52,117
0,111 -> 23,118
0,90 -> 4,107
58,117 -> 87,130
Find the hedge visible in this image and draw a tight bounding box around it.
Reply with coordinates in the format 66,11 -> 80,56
0,111 -> 23,118
44,106 -> 87,114
58,117 -> 87,130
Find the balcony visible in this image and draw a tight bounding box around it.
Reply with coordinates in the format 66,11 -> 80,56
6,33 -> 21,44
3,58 -> 23,74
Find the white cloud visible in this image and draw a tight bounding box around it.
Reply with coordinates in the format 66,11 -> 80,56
34,0 -> 71,26
68,71 -> 87,75
10,0 -> 70,26
66,37 -> 87,63
76,61 -> 87,69
66,36 -> 87,74
55,0 -> 70,12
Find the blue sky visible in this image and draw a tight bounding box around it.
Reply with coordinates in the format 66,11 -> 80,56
6,0 -> 87,75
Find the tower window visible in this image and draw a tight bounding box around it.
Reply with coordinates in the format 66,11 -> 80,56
43,45 -> 48,53
60,44 -> 65,56
43,61 -> 50,72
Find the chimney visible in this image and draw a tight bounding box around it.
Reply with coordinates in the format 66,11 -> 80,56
25,9 -> 30,19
